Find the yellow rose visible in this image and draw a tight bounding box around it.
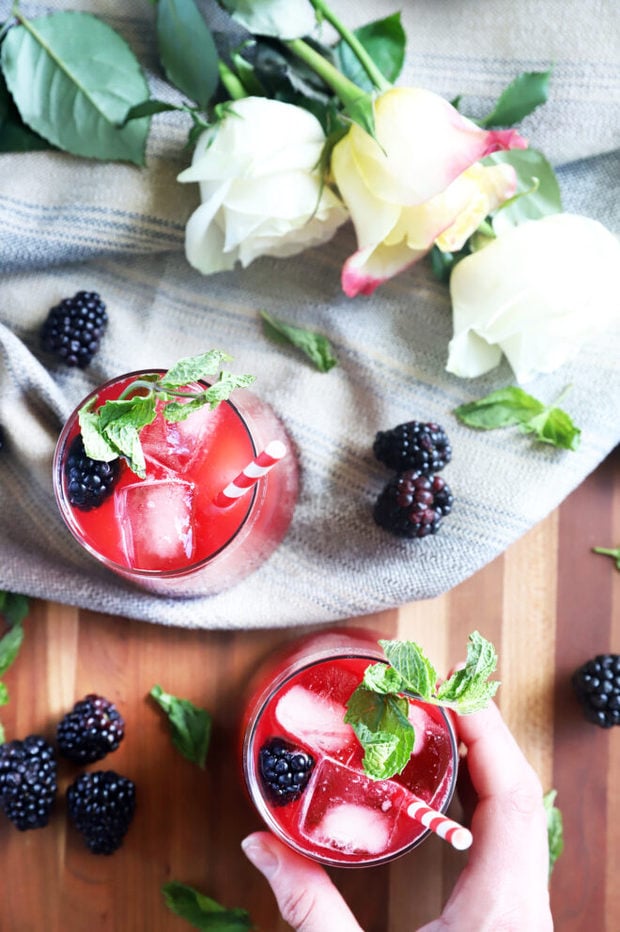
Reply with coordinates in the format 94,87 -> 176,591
331,87 -> 526,296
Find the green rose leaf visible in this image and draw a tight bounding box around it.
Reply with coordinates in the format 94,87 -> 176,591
335,13 -> 405,92
454,387 -> 581,451
1,11 -> 150,164
162,882 -> 254,931
220,0 -> 316,40
0,68 -> 51,152
484,149 -> 563,230
150,685 -> 212,769
480,69 -> 552,128
261,310 -> 338,372
156,0 -> 219,109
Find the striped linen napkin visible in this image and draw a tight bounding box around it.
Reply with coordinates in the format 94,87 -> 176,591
0,0 -> 618,629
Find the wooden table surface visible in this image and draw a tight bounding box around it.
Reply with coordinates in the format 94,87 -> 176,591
1,446 -> 618,932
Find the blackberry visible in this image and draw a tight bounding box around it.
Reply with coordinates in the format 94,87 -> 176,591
65,434 -> 120,510
67,770 -> 136,855
259,737 -> 314,806
41,290 -> 107,367
572,654 -> 620,728
0,735 -> 57,830
373,470 -> 454,538
373,421 -> 452,474
57,694 -> 125,763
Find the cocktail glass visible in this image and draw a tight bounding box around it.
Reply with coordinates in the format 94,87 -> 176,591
241,629 -> 459,867
53,370 -> 298,596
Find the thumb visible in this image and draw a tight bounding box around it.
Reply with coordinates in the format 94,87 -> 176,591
241,832 -> 363,932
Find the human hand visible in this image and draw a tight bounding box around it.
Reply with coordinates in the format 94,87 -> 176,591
241,700 -> 553,932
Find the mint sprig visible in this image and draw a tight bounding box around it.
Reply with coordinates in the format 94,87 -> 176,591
78,350 -> 255,478
150,685 -> 212,769
454,386 -> 581,451
345,632 -> 499,780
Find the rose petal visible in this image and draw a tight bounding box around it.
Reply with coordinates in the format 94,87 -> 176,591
337,87 -> 526,208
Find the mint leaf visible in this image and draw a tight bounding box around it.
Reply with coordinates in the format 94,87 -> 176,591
543,789 -> 564,877
160,351 -> 233,389
261,311 -> 338,372
0,591 -> 30,626
0,721 -> 4,744
480,70 -> 552,128
454,386 -> 581,451
454,387 -> 544,429
378,639 -> 438,698
344,686 -> 413,780
0,682 -> 8,706
436,631 -> 500,714
519,406 -> 581,450
593,546 -> 620,570
78,403 -> 123,462
150,685 -> 211,769
162,881 -> 254,931
0,622 -> 24,677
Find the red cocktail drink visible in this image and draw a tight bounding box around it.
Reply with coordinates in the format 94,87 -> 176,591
242,630 -> 458,867
53,370 -> 298,596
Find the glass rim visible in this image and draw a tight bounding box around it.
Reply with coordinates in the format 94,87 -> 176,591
242,647 -> 459,868
52,368 -> 259,579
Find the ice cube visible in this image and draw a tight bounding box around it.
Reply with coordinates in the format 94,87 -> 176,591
312,803 -> 391,855
299,758 -> 407,855
275,684 -> 355,756
140,401 -> 222,473
116,478 -> 195,570
407,701 -> 429,753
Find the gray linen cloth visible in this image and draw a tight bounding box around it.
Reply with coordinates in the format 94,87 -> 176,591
1,0 -> 619,629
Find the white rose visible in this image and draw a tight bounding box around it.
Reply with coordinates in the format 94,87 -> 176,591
446,213 -> 620,383
177,97 -> 348,274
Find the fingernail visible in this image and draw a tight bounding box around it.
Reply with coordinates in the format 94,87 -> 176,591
241,835 -> 279,879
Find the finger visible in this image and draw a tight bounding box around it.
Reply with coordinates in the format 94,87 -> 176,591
454,699 -> 543,801
241,832 -> 363,932
421,704 -> 553,931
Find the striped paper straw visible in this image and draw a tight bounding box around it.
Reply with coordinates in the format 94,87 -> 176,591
214,440 -> 288,508
407,798 -> 473,851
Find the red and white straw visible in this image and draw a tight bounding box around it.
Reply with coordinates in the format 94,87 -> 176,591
214,440 -> 287,508
407,798 -> 473,851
